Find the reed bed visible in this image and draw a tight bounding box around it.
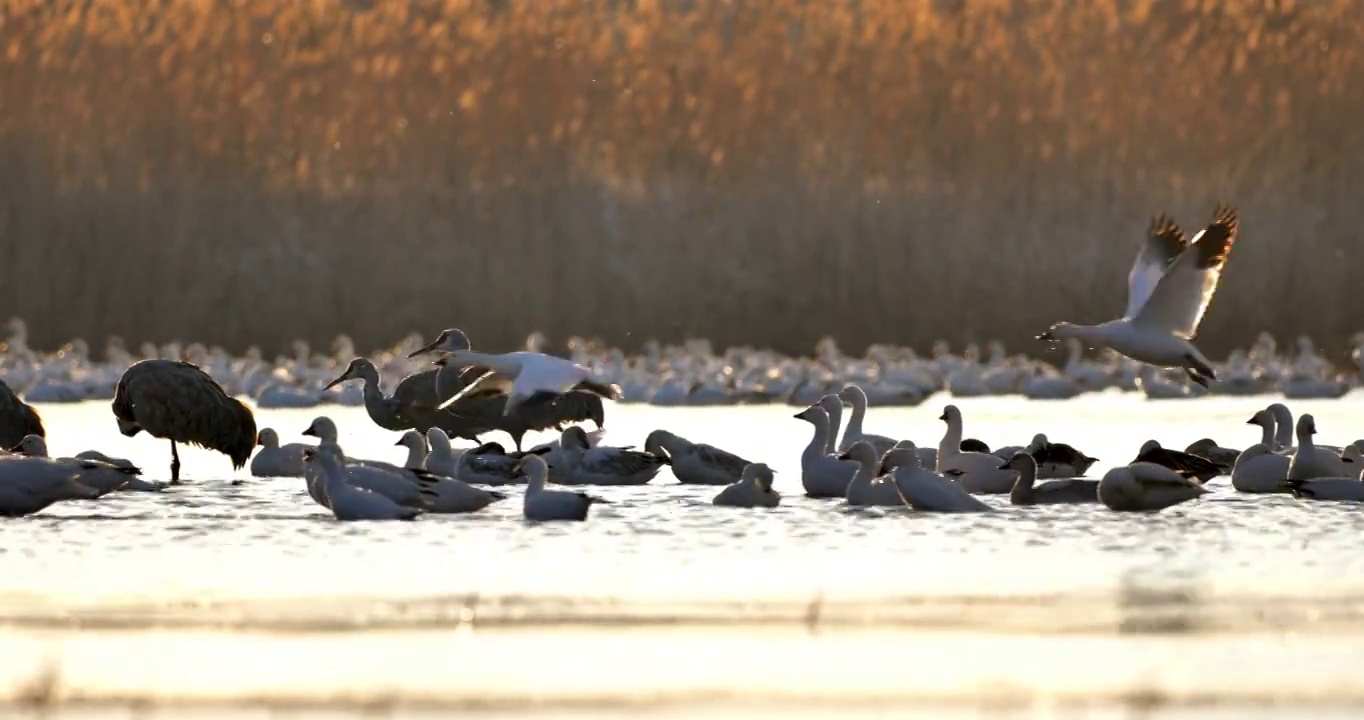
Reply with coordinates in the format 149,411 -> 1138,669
0,0 -> 1359,358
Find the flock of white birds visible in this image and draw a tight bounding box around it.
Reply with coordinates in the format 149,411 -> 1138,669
3,205 -> 1364,521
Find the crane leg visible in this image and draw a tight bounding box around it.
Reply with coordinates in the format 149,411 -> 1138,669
170,440 -> 181,484
510,431 -> 525,452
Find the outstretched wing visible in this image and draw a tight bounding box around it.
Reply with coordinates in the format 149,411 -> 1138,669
1125,213 -> 1187,319
1132,205 -> 1238,339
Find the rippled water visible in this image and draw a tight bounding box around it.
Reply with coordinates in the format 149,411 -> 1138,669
4,393 -> 1364,717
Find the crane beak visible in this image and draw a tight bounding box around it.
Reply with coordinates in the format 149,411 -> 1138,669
322,373 -> 348,391
407,339 -> 442,358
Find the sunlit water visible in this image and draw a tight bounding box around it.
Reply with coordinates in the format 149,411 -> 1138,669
4,393 -> 1364,718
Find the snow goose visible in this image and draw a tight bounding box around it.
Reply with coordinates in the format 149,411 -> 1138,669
250,428 -> 309,478
1038,207 -> 1238,387
1184,438 -> 1241,470
395,430 -> 429,469
412,328 -> 623,416
300,431 -> 444,509
936,405 -> 1018,494
1002,452 -> 1099,505
644,429 -> 751,486
1287,414 -> 1356,480
10,435 -> 147,496
1133,440 -> 1222,482
550,426 -> 667,486
839,441 -> 905,507
712,462 -> 781,508
792,405 -> 857,498
305,445 -> 426,521
836,384 -> 897,456
456,442 -> 539,486
516,453 -> 608,521
1027,433 -> 1100,478
1282,464 -> 1364,502
1230,444 -> 1290,493
423,428 -> 478,478
0,455 -> 100,516
1098,462 -> 1209,512
878,444 -> 993,513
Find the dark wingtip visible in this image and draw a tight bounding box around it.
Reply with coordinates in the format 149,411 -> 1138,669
489,491 -> 509,501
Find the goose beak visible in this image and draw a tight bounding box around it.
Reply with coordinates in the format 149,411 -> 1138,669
1036,331 -> 1055,341
836,451 -> 852,460
938,412 -> 948,421
302,426 -> 317,437
393,438 -> 405,446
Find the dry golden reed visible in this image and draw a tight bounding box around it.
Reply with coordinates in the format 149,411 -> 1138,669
1,0 -> 1360,359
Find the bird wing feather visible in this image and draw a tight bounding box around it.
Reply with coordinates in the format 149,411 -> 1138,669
1125,213 -> 1187,319
1132,205 -> 1238,339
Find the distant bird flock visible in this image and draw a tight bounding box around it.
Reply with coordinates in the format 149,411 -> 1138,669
3,206 -> 1364,520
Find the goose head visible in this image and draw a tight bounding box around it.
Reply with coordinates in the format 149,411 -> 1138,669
740,462 -> 776,493
257,428 -> 280,448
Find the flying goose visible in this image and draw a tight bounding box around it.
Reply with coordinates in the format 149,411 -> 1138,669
1038,207 -> 1239,387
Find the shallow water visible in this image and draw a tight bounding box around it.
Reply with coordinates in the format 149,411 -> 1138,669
3,393 -> 1364,717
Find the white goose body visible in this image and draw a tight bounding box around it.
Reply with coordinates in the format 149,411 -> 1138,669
792,405 -> 857,498
936,405 -> 1018,494
1038,208 -> 1239,387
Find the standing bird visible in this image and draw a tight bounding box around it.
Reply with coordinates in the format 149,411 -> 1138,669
111,359 -> 256,483
409,328 -> 623,418
0,377 -> 44,450
1038,206 -> 1239,387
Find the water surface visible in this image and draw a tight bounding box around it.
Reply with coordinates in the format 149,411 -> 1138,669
3,393 -> 1363,717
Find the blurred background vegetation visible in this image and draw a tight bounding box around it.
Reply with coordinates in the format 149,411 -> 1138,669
0,0 -> 1357,357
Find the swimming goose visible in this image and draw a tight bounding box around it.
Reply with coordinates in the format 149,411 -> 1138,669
71,449 -> 163,492
816,394 -> 845,454
411,329 -> 623,416
1098,462 -> 1210,512
1230,444 -> 1291,494
10,435 -> 149,495
249,428 -> 309,478
1002,452 -> 1099,505
878,444 -> 993,513
836,384 -> 897,456
395,430 -> 429,469
643,429 -> 752,486
936,405 -> 1018,494
305,445 -> 427,521
1027,433 -> 1100,478
301,433 -> 445,509
1287,414 -> 1355,480
0,455 -> 100,516
1133,440 -> 1222,482
455,442 -> 539,486
712,462 -> 781,508
1184,438 -> 1240,470
516,453 -> 609,521
839,441 -> 906,507
423,428 -> 469,477
1038,207 -> 1238,387
1282,467 -> 1364,502
550,426 -> 667,486
792,405 -> 858,498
